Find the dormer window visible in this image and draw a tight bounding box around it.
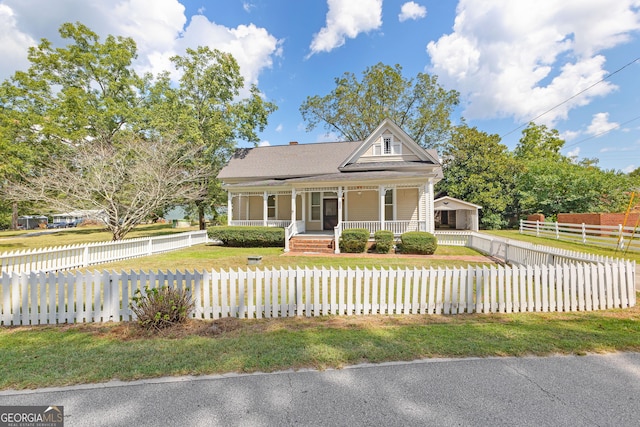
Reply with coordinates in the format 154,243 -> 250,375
374,135 -> 401,156
383,137 -> 392,154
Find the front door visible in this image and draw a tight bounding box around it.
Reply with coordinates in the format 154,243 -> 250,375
323,199 -> 338,230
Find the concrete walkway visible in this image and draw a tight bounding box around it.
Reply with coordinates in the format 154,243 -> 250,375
1,353 -> 639,427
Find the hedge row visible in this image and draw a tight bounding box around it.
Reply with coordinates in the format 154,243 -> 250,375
374,230 -> 394,254
399,231 -> 437,255
207,226 -> 284,247
339,228 -> 370,253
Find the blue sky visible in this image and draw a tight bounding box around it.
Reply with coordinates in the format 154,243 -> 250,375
1,0 -> 639,172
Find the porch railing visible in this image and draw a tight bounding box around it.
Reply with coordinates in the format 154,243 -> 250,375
229,220 -> 291,228
339,221 -> 424,236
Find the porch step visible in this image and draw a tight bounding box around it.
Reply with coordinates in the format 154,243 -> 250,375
289,237 -> 335,254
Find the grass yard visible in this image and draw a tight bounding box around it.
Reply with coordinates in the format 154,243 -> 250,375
1,304 -> 638,390
84,243 -> 489,272
484,229 -> 640,264
0,225 -> 638,391
0,223 -> 200,252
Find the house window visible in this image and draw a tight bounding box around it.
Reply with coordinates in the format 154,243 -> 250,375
311,192 -> 321,221
385,189 -> 394,220
267,195 -> 276,219
376,136 -> 401,156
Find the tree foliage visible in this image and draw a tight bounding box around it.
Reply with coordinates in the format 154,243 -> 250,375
0,23 -> 276,239
512,123 -> 632,220
4,136 -> 211,240
300,63 -> 459,149
148,47 -> 277,229
437,126 -> 519,229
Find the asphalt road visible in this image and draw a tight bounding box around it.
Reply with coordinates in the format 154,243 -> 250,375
1,353 -> 639,427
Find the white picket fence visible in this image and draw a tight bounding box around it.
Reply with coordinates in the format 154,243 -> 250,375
1,261 -> 635,325
466,232 -> 618,266
520,219 -> 640,253
0,230 -> 208,275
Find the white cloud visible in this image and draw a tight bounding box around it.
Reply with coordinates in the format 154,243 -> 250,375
0,4 -> 35,78
567,147 -> 580,158
275,124 -> 283,132
0,0 -> 282,92
586,112 -> 619,136
258,140 -> 271,147
622,164 -> 636,173
308,0 -> 382,57
243,2 -> 254,13
560,130 -> 580,141
427,0 -> 640,125
399,2 -> 427,22
315,131 -> 341,142
175,16 -> 283,87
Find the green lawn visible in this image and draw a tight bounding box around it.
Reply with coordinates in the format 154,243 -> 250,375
0,225 -> 638,391
84,243 -> 488,272
484,229 -> 640,264
1,304 -> 638,390
0,223 -> 200,252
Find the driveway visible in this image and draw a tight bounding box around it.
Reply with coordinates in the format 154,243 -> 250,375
1,353 -> 638,426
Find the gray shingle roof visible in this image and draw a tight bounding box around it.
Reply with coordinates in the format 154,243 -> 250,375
217,141 -> 361,180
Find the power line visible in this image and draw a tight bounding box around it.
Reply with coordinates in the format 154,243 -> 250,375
564,114 -> 640,148
500,56 -> 640,138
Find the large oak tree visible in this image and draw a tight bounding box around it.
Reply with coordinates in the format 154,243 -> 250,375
300,63 -> 459,150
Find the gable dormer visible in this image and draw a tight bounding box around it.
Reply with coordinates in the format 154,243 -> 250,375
371,130 -> 403,156
339,118 -> 440,169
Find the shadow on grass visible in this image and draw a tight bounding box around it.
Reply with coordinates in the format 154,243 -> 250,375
1,305 -> 639,390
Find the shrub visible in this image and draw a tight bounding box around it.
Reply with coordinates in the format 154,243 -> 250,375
208,226 -> 284,247
400,231 -> 437,255
374,230 -> 394,254
130,286 -> 195,331
339,228 -> 370,253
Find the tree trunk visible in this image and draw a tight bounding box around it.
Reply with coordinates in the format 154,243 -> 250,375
198,203 -> 206,230
11,202 -> 18,230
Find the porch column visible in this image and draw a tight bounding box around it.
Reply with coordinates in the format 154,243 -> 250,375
337,187 -> 343,227
301,192 -> 306,222
425,179 -> 434,233
290,188 -> 297,230
263,191 -> 268,226
379,185 -> 386,230
227,191 -> 232,225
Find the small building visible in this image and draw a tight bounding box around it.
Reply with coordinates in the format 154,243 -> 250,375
434,196 -> 482,232
18,215 -> 48,229
52,210 -> 106,226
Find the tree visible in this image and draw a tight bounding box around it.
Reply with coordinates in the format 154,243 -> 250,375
513,122 -> 565,161
150,47 -> 277,229
437,126 -> 519,229
0,23 -> 261,239
515,160 -> 632,218
300,63 -> 460,150
5,136 -> 212,240
511,122 -> 631,219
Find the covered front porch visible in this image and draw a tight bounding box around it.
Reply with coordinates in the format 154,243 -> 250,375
227,180 -> 436,253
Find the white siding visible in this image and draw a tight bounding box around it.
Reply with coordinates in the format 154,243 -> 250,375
397,188 -> 418,221
347,191 -> 379,221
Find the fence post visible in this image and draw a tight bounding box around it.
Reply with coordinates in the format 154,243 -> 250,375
83,246 -> 89,267
617,224 -> 624,250
536,221 -> 540,237
582,223 -> 587,244
555,221 -> 559,239
519,219 -> 523,234
148,238 -> 153,256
